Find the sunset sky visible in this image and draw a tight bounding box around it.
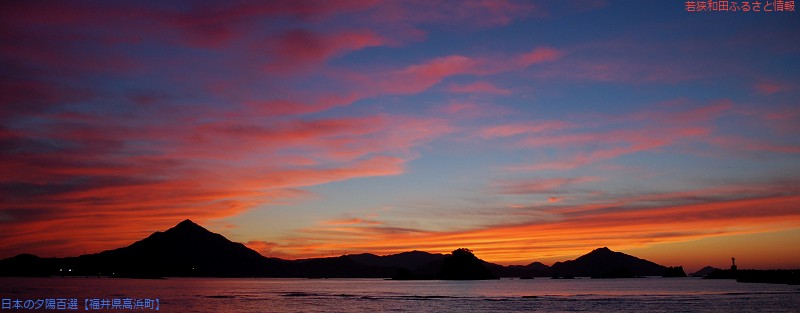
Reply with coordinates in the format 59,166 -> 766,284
1,1 -> 799,272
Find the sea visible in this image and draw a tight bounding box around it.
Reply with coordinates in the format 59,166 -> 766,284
1,277 -> 799,312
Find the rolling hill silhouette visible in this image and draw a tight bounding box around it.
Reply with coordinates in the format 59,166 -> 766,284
392,248 -> 499,280
348,250 -> 445,270
1,220 -> 678,279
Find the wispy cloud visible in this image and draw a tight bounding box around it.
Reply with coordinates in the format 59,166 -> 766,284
754,81 -> 791,95
0,111 -> 449,256
488,100 -> 730,171
491,177 -> 597,195
275,187 -> 800,263
447,81 -> 512,95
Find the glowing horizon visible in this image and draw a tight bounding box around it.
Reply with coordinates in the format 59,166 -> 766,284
1,1 -> 798,272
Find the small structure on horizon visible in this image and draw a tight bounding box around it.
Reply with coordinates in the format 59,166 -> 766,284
730,257 -> 737,271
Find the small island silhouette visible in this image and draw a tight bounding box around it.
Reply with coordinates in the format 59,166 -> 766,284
0,220 -> 794,284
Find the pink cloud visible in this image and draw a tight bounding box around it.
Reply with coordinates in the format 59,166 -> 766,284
732,105 -> 800,135
265,29 -> 385,72
754,81 -> 790,95
344,46 -> 562,98
763,109 -> 800,133
244,92 -> 363,116
478,121 -> 571,139
230,46 -> 563,117
0,79 -> 95,120
0,108 -> 450,257
362,55 -> 479,95
493,101 -> 726,171
226,47 -> 558,117
535,58 -> 707,84
516,47 -> 563,68
435,102 -> 515,120
447,81 -> 512,95
664,100 -> 733,124
708,135 -> 800,154
529,38 -> 728,84
365,0 -> 539,30
440,102 -> 482,114
168,1 -> 381,47
515,127 -> 711,170
492,177 -> 597,195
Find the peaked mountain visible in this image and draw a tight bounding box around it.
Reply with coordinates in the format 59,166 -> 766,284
74,219 -> 276,277
1,219 -> 276,277
691,266 -> 720,277
551,247 -> 668,278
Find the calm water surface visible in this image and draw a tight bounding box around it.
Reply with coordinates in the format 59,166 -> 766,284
2,277 -> 799,312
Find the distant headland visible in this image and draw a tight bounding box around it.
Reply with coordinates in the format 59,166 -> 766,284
0,220 -> 796,284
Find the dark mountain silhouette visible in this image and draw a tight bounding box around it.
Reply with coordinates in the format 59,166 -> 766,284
0,221 -> 681,280
691,266 -> 720,277
485,261 -> 552,278
347,250 -> 445,270
0,254 -> 52,277
69,219 -> 276,277
550,247 -> 668,278
393,248 -> 498,280
81,220 -> 402,278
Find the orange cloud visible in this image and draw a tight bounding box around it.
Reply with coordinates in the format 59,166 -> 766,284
321,218 -> 383,226
273,191 -> 800,265
0,111 -> 448,258
547,197 -> 562,203
243,240 -> 297,259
